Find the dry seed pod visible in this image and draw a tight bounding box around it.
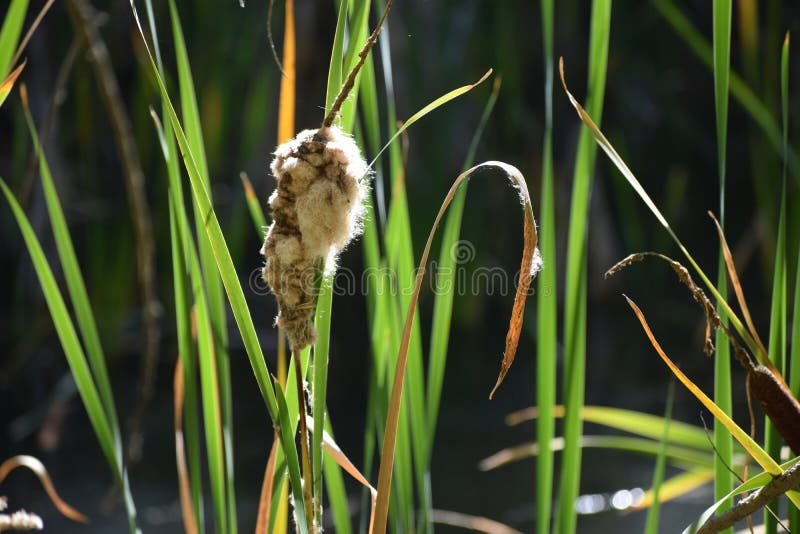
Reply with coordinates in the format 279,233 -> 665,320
748,365 -> 800,454
260,126 -> 368,350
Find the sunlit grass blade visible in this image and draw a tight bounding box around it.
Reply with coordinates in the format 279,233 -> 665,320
0,455 -> 88,524
0,0 -> 28,77
557,2 -> 611,532
682,456 -> 800,534
712,3 -> 733,528
0,59 -> 24,107
644,383 -> 674,534
635,468 -> 716,512
324,0 -> 348,123
368,70 -> 492,168
0,178 -> 137,531
507,405 -> 711,450
427,75 -> 501,445
20,91 -> 120,440
322,421 -> 352,534
625,297 -> 800,504
536,0 -> 556,530
129,3 -> 309,530
559,59 -> 767,365
479,435 -> 712,472
239,172 -> 267,238
372,161 -> 540,533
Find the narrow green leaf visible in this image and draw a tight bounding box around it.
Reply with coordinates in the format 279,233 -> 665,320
536,0 -> 556,531
21,104 -> 120,442
240,172 -> 267,236
557,2 -> 612,533
712,3 -> 733,530
0,0 -> 29,77
645,383 -> 674,534
324,0 -> 348,121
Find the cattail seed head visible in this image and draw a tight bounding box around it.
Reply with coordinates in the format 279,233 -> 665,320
261,126 -> 369,350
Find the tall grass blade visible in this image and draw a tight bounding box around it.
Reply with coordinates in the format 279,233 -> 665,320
20,94 -> 120,442
557,2 -> 611,532
240,172 -> 267,235
536,0 -> 556,530
711,3 -> 733,529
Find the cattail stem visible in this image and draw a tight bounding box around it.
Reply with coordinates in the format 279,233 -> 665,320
322,0 -> 394,128
293,350 -> 315,531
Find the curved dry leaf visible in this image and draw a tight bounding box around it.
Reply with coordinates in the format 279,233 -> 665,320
0,60 -> 26,108
0,455 -> 88,524
372,161 -> 540,534
431,509 -> 523,534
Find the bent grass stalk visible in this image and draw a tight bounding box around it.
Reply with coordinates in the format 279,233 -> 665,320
372,161 -> 541,533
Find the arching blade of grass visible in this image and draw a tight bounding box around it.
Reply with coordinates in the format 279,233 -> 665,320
324,0 -> 348,123
0,179 -> 138,533
625,297 -> 800,506
682,456 -> 800,534
427,75 -> 501,448
557,2 -> 611,533
507,405 -> 711,450
0,0 -> 28,77
129,3 -> 309,531
644,382 -> 674,534
559,60 -> 769,366
712,3 -> 733,529
372,161 -> 540,533
652,0 -> 799,178
20,93 -> 120,445
536,0 -> 556,531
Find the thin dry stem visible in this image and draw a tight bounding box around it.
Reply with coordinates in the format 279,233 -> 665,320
322,0 -> 394,128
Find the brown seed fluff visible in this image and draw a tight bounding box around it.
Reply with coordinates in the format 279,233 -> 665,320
261,126 -> 368,350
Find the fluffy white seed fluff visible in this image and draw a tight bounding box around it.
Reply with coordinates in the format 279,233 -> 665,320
261,126 -> 369,350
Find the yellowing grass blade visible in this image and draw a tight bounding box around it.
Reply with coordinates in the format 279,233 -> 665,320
0,455 -> 88,524
276,0 -> 295,144
308,415 -> 377,533
707,212 -> 769,364
173,358 -> 198,534
0,59 -> 24,107
430,510 -> 523,534
368,70 -> 493,168
372,161 -> 540,533
634,468 -> 714,511
255,433 -> 280,534
625,297 -> 798,495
